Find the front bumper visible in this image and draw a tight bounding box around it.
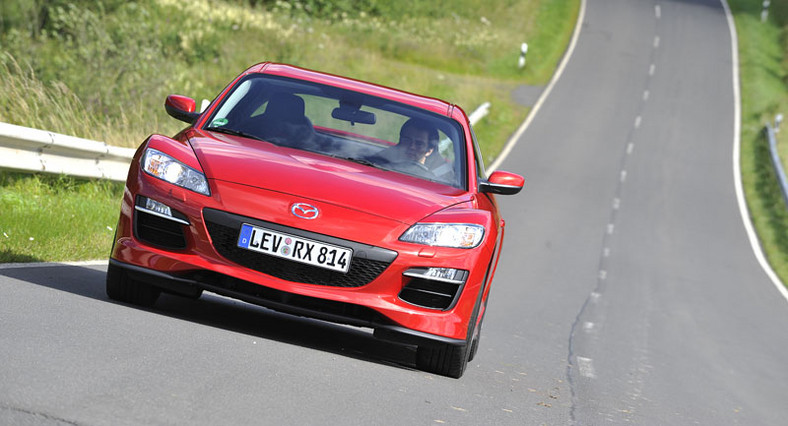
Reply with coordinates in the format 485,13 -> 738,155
108,258 -> 466,348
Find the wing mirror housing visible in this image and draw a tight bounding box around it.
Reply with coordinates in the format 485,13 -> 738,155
165,95 -> 200,124
479,170 -> 524,195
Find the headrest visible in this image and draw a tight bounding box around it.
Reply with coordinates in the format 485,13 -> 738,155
266,93 -> 305,121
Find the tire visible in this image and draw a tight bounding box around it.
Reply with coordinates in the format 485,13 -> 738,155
416,343 -> 468,379
467,310 -> 486,363
106,262 -> 161,307
467,333 -> 480,362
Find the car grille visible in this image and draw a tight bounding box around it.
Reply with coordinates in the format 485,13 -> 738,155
203,208 -> 397,288
179,269 -> 393,328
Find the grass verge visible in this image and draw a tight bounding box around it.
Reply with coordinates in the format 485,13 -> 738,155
729,0 -> 788,287
0,173 -> 123,262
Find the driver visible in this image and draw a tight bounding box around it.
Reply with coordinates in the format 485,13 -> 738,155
374,118 -> 438,167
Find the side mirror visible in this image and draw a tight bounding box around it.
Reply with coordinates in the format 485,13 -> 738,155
165,95 -> 200,124
479,170 -> 524,195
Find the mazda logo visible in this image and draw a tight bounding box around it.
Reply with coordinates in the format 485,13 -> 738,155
291,203 -> 319,220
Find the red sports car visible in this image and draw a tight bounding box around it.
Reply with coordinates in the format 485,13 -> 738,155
107,63 -> 523,378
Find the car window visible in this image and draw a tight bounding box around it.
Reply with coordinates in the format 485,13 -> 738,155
203,75 -> 467,189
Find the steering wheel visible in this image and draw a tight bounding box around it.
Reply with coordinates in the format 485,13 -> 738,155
393,160 -> 436,179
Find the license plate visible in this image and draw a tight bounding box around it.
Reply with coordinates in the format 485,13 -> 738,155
237,224 -> 352,273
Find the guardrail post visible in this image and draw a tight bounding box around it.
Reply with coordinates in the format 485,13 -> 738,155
518,43 -> 529,69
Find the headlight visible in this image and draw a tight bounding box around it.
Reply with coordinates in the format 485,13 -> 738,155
400,223 -> 485,249
142,148 -> 210,195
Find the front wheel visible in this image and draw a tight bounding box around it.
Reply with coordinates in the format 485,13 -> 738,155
467,333 -> 480,362
106,262 -> 161,307
416,343 -> 468,378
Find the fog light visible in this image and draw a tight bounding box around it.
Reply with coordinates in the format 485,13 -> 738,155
145,197 -> 172,217
135,196 -> 190,225
403,267 -> 467,284
425,268 -> 460,281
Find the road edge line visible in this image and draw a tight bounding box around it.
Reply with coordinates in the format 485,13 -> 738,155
488,0 -> 587,173
722,0 -> 788,303
0,260 -> 107,270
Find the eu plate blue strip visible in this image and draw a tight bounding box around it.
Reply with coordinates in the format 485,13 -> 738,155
237,224 -> 253,248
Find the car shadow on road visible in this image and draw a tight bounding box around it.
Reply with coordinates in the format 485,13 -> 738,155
157,291 -> 420,371
0,262 -> 421,373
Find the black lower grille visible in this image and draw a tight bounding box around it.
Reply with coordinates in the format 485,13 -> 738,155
203,208 -> 397,287
399,278 -> 460,310
135,210 -> 187,249
183,270 -> 392,327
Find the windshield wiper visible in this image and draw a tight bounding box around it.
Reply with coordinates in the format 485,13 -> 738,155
204,126 -> 264,142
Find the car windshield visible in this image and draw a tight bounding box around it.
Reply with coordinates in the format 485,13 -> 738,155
202,74 -> 467,189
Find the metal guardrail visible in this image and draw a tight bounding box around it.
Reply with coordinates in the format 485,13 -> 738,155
766,122 -> 788,209
0,122 -> 135,182
468,102 -> 490,126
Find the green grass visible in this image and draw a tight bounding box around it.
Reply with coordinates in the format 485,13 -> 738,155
729,0 -> 788,286
0,173 -> 123,262
0,0 -> 580,263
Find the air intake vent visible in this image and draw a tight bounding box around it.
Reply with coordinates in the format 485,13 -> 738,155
398,268 -> 467,310
134,209 -> 187,250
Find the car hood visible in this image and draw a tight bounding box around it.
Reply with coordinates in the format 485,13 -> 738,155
188,133 -> 469,225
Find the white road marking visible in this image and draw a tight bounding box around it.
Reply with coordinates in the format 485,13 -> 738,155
0,260 -> 106,270
721,0 -> 788,302
649,64 -> 656,76
654,36 -> 661,49
643,90 -> 650,101
627,142 -> 635,155
655,5 -> 662,19
621,170 -> 628,182
635,116 -> 642,129
582,321 -> 595,332
577,356 -> 597,378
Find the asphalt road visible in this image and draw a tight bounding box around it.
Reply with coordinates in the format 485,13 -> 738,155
3,0 -> 788,425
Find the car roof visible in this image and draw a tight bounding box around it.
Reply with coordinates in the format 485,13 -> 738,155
244,62 -> 456,118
